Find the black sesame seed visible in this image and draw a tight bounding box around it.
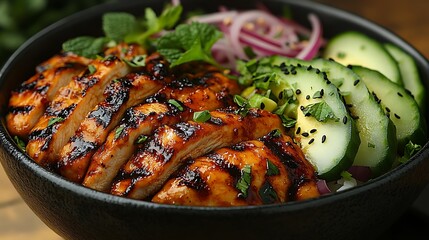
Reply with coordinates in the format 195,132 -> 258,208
310,129 -> 317,133
291,69 -> 297,75
385,107 -> 391,112
343,116 -> 348,124
302,132 -> 309,137
397,92 -> 403,97
394,113 -> 401,119
296,127 -> 301,134
322,135 -> 326,143
308,138 -> 314,144
300,106 -> 305,111
320,89 -> 324,96
307,65 -> 313,71
315,69 -> 321,74
296,89 -> 301,95
260,102 -> 265,110
353,79 -> 360,86
306,95 -> 310,100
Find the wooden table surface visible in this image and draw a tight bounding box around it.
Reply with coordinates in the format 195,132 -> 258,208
1,0 -> 428,239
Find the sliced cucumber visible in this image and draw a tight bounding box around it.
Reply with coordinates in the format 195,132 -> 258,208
384,43 -> 426,111
271,56 -> 397,177
323,31 -> 402,86
272,65 -> 360,180
350,65 -> 427,153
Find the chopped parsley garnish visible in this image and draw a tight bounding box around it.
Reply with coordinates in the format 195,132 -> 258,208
233,95 -> 248,108
193,110 -> 211,123
280,115 -> 297,128
156,21 -> 223,67
301,101 -> 338,122
271,129 -> 282,138
47,117 -> 64,127
168,99 -> 184,111
14,136 -> 26,152
236,164 -> 252,198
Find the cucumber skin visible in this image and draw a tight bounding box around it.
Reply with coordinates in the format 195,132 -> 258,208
322,31 -> 402,86
271,56 -> 397,178
272,65 -> 360,181
384,43 -> 426,113
351,66 -> 427,153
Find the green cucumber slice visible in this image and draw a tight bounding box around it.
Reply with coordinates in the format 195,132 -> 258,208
272,64 -> 360,180
271,56 -> 397,177
323,31 -> 402,86
350,65 -> 427,153
384,43 -> 426,112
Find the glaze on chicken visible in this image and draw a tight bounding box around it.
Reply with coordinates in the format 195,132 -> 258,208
6,43 -> 320,206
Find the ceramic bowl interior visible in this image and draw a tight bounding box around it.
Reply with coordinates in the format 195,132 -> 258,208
1,0 -> 429,240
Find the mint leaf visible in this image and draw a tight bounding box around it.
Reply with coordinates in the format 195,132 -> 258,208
301,101 -> 338,122
157,22 -> 222,67
193,110 -> 211,123
62,36 -> 108,58
125,4 -> 182,46
103,12 -> 137,42
399,141 -> 422,163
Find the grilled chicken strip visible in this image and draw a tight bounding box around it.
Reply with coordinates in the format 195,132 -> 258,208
152,130 -> 320,206
58,73 -> 166,183
6,53 -> 91,138
83,71 -> 240,191
26,43 -> 146,168
110,108 -> 283,200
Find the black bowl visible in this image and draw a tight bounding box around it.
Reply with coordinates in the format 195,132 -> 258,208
1,0 -> 429,240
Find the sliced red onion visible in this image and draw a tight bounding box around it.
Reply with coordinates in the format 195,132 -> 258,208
348,166 -> 372,182
295,13 -> 323,60
316,179 -> 331,195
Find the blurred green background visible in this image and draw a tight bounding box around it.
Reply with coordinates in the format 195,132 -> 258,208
0,0 -> 114,66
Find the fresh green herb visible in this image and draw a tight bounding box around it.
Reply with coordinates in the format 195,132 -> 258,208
62,36 -> 109,58
168,99 -> 184,111
399,141 -> 422,163
280,115 -> 297,128
14,136 -> 26,152
88,64 -> 97,74
103,12 -> 137,42
236,164 -> 252,198
266,159 -> 280,176
115,126 -> 125,139
271,129 -> 282,138
124,54 -> 147,67
301,101 -> 338,122
136,135 -> 148,144
193,110 -> 211,123
125,4 -> 183,46
258,181 -> 278,204
243,46 -> 257,59
233,95 -> 248,108
63,4 -> 182,58
156,21 -> 223,67
340,171 -> 353,181
47,117 -> 64,127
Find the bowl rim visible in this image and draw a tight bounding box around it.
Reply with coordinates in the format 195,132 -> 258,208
1,0 -> 429,214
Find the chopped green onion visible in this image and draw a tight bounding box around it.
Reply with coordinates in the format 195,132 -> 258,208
115,126 -> 125,139
136,135 -> 148,144
266,159 -> 280,176
168,99 -> 184,111
14,136 -> 26,152
88,64 -> 97,74
47,117 -> 64,127
193,110 -> 211,123
236,164 -> 252,198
